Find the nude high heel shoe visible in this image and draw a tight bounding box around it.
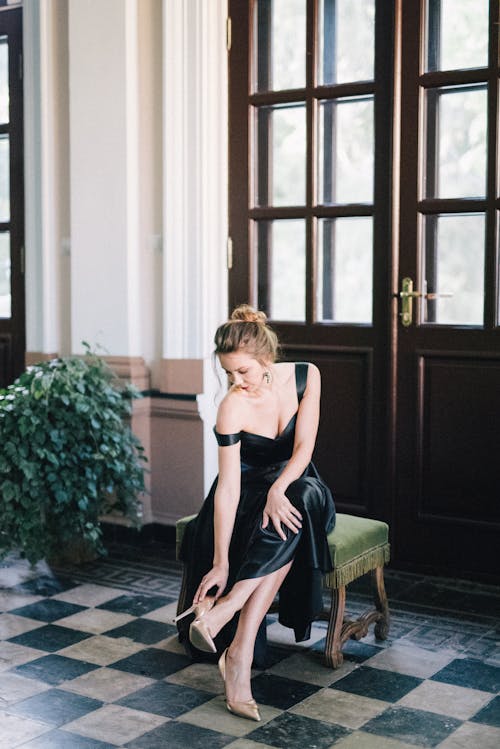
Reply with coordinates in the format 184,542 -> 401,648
173,596 -> 215,623
218,648 -> 261,722
189,616 -> 217,653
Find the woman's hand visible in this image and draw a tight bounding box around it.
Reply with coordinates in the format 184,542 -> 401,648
194,563 -> 229,604
262,485 -> 302,541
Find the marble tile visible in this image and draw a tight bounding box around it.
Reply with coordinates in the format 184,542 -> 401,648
155,633 -> 187,654
266,620 -> 325,648
398,680 -> 493,720
13,654 -> 99,686
52,583 -> 128,607
55,607 -> 135,634
16,575 -> 77,597
111,647 -> 191,679
436,721 -> 500,749
0,709 -> 51,747
177,694 -> 282,737
0,559 -> 43,589
96,593 -> 173,617
125,720 -> 236,749
7,687 -> 102,727
117,680 -> 213,718
471,695 -> 500,727
19,729 -> 118,748
58,634 -> 144,666
62,703 -> 168,744
8,623 -> 92,652
0,591 -> 43,613
365,643 -> 456,678
431,657 -> 500,693
0,641 -> 45,672
224,740 -> 277,749
362,705 -> 461,747
321,638 -> 382,663
250,672 -> 320,710
289,686 -> 389,729
334,730 -> 433,749
323,659 -> 359,684
142,600 -> 178,623
104,617 -> 175,644
0,612 -> 45,639
246,711 -> 350,749
0,672 -> 51,705
63,666 -> 155,702
10,599 -> 85,622
166,662 -> 225,694
267,651 -> 337,687
332,665 -> 422,702
261,643 -> 296,669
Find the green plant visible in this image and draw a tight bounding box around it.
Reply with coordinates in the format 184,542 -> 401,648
0,345 -> 146,564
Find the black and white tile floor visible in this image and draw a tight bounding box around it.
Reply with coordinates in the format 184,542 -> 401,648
0,542 -> 499,749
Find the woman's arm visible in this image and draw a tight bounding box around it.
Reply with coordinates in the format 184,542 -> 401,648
193,396 -> 242,603
262,364 -> 321,540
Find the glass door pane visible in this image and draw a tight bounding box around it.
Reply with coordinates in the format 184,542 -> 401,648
426,0 -> 488,72
422,213 -> 485,325
0,231 -> 10,318
318,97 -> 374,204
254,104 -> 306,206
317,217 -> 372,323
318,0 -> 375,84
424,85 -> 487,199
254,0 -> 306,92
0,37 -> 8,124
255,219 -> 306,321
0,134 -> 10,221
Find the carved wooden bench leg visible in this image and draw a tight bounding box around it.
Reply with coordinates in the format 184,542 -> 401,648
372,565 -> 390,639
324,586 -> 346,668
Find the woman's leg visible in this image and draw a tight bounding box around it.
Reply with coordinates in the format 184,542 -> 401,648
200,560 -> 289,641
223,561 -> 293,703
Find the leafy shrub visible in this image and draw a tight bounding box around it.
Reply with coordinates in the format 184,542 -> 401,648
0,345 -> 146,564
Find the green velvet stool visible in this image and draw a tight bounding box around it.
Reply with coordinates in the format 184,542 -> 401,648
175,512 -> 390,668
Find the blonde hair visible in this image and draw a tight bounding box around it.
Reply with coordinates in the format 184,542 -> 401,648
214,304 -> 279,363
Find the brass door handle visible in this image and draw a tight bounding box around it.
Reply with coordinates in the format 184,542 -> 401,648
397,277 -> 453,326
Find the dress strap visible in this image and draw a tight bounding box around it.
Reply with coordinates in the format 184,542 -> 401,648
213,426 -> 241,446
295,362 -> 309,403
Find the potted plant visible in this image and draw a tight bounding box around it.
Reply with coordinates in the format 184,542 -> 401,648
0,345 -> 146,565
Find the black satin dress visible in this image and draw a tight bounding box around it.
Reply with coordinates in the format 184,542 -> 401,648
179,362 -> 336,658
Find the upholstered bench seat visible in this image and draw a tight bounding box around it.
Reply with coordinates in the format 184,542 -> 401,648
175,512 -> 390,668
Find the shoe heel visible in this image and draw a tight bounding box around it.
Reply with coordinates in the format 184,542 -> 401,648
173,604 -> 195,623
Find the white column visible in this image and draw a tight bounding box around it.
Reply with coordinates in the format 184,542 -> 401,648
163,0 -> 228,360
24,0 -> 70,356
68,0 -> 141,356
163,0 -> 228,492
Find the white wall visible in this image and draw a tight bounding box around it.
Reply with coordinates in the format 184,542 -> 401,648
23,0 -> 228,516
68,0 -> 139,356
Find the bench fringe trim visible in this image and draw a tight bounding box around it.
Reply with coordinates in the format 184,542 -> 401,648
324,543 -> 391,589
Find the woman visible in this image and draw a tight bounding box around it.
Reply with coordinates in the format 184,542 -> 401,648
177,305 -> 335,721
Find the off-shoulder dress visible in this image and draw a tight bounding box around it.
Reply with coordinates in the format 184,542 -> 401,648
179,362 -> 336,656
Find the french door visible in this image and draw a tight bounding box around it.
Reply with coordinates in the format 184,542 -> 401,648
0,6 -> 23,389
229,0 -> 500,579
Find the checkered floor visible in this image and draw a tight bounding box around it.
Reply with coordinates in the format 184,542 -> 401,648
0,544 -> 499,749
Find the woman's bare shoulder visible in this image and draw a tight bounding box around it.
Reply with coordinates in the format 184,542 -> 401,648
216,389 -> 246,434
274,361 -> 296,385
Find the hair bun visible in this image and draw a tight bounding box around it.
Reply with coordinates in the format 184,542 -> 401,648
230,304 -> 267,325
